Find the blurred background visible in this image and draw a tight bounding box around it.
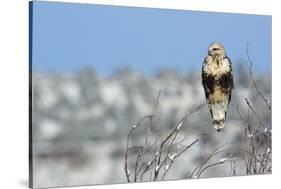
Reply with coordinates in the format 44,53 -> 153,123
31,1 -> 272,188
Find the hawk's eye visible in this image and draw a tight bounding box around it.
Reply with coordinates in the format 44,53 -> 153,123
213,48 -> 220,51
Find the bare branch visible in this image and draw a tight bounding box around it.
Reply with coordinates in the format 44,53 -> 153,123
246,45 -> 271,110
125,101 -> 203,182
197,161 -> 225,178
245,98 -> 266,128
124,115 -> 153,182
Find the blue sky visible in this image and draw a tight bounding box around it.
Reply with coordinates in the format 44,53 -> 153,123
31,1 -> 272,75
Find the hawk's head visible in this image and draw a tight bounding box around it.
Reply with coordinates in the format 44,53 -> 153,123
208,43 -> 225,57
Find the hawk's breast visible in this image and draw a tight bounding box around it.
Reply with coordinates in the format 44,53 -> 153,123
203,56 -> 231,78
203,56 -> 232,103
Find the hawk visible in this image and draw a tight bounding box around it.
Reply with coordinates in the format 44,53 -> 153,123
202,43 -> 234,132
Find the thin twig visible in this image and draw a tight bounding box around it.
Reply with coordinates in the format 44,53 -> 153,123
124,115 -> 153,182
197,161 -> 225,178
245,98 -> 266,128
246,45 -> 271,110
162,138 -> 199,180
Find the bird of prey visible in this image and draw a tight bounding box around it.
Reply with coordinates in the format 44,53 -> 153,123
202,43 -> 234,132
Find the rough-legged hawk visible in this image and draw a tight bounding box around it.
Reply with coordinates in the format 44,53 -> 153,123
202,43 -> 234,132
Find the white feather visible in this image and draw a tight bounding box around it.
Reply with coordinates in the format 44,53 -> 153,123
209,101 -> 228,130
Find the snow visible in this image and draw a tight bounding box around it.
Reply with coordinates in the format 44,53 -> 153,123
176,121 -> 183,130
61,80 -> 80,103
219,158 -> 228,163
155,165 -> 160,172
40,119 -> 61,139
164,164 -> 170,171
100,81 -> 127,107
37,84 -> 58,109
31,70 -> 271,187
168,154 -> 176,161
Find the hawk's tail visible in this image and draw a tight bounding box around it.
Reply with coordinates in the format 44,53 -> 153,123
209,101 -> 228,132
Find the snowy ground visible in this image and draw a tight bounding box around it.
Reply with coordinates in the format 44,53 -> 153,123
31,69 -> 271,188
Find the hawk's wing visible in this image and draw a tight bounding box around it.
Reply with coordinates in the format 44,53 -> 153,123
202,57 -> 215,99
219,56 -> 234,102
